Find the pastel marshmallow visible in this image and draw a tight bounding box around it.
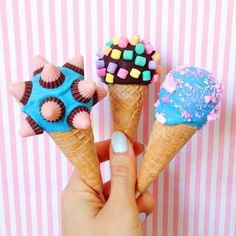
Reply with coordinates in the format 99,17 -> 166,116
117,68 -> 129,79
151,74 -> 159,83
96,60 -> 105,69
148,60 -> 158,70
97,68 -> 106,77
118,37 -> 129,48
111,49 -> 122,60
145,44 -> 153,54
107,62 -> 118,74
130,68 -> 141,78
102,46 -> 112,56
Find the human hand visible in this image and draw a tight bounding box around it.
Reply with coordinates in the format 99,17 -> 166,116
62,131 -> 155,236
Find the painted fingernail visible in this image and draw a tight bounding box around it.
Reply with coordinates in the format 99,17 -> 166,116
139,212 -> 147,223
111,131 -> 128,154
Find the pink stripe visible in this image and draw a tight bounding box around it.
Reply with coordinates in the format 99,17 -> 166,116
172,1 -> 187,234
0,94 -> 11,234
132,0 -> 138,35
24,0 -> 45,235
0,2 -> 28,235
202,0 -> 221,235
120,0 -> 127,36
183,0 -> 198,234
162,1 -> 175,235
36,1 -> 55,235
143,1 -> 151,234
193,0 -> 211,234
172,154 -> 180,236
152,1 -> 162,235
48,0 -> 63,233
214,0 -> 234,235
73,0 -> 81,53
224,61 -> 236,235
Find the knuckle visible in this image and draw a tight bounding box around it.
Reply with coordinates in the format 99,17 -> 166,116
111,164 -> 130,178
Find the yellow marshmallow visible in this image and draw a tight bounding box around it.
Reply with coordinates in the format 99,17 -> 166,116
111,49 -> 122,60
105,73 -> 114,83
130,68 -> 141,79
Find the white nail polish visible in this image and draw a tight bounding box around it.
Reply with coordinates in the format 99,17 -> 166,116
139,212 -> 146,223
111,131 -> 128,153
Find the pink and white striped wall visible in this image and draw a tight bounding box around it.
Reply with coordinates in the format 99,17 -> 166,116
0,0 -> 235,235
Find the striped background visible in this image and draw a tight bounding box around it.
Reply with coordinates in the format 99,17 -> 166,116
0,0 -> 235,235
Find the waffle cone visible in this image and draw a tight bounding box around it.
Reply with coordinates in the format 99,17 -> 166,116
108,84 -> 147,141
137,121 -> 197,193
50,129 -> 103,193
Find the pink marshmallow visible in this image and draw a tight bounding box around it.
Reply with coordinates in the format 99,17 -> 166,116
151,74 -> 159,83
118,37 -> 129,48
145,44 -> 153,54
117,68 -> 129,79
97,68 -> 106,77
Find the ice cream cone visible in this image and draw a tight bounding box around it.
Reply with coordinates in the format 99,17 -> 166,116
137,121 -> 197,193
8,55 -> 107,194
108,84 -> 147,141
96,35 -> 161,141
50,128 -> 102,193
137,66 -> 222,193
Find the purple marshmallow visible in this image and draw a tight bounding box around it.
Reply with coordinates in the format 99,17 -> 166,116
107,62 -> 118,74
148,60 -> 158,70
96,60 -> 105,69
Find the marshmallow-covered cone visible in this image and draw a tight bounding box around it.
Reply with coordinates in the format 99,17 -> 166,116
96,35 -> 161,141
137,121 -> 197,193
50,128 -> 102,193
108,84 -> 147,141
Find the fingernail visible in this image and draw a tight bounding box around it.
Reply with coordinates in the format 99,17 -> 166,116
139,212 -> 146,223
111,131 -> 128,153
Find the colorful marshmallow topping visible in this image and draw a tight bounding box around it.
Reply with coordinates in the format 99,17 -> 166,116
96,35 -> 161,84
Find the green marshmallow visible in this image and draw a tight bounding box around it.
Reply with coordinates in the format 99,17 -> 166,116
105,41 -> 113,47
142,70 -> 151,81
123,50 -> 133,60
135,43 -> 145,54
135,56 -> 146,67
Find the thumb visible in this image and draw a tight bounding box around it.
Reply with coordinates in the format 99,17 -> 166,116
109,131 -> 136,202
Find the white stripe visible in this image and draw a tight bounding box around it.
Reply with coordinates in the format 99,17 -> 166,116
183,0 -> 192,65
54,0 -> 63,62
229,7 -> 236,236
208,0 -> 228,234
30,0 -> 40,54
78,0 -> 86,67
187,0 -> 204,234
167,1 -> 181,235
114,0 -> 121,35
102,0 -> 111,139
16,0 -> 38,234
229,135 -> 236,235
90,0 -> 99,140
49,138 -> 59,236
26,138 -> 38,236
2,2 -> 20,235
67,0 -> 75,58
42,0 -> 52,60
177,147 -> 187,235
126,0 -> 133,34
219,3 -> 236,234
37,135 -> 49,236
0,149 -> 6,236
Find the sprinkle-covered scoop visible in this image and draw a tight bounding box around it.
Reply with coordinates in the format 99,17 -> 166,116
155,66 -> 222,128
8,55 -> 107,193
137,66 -> 222,193
96,35 -> 161,84
96,35 -> 161,141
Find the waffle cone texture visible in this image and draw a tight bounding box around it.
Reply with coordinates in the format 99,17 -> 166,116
50,129 -> 103,193
137,121 -> 197,193
108,84 -> 147,142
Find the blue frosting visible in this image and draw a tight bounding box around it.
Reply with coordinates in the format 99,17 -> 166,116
155,66 -> 222,129
22,67 -> 94,133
